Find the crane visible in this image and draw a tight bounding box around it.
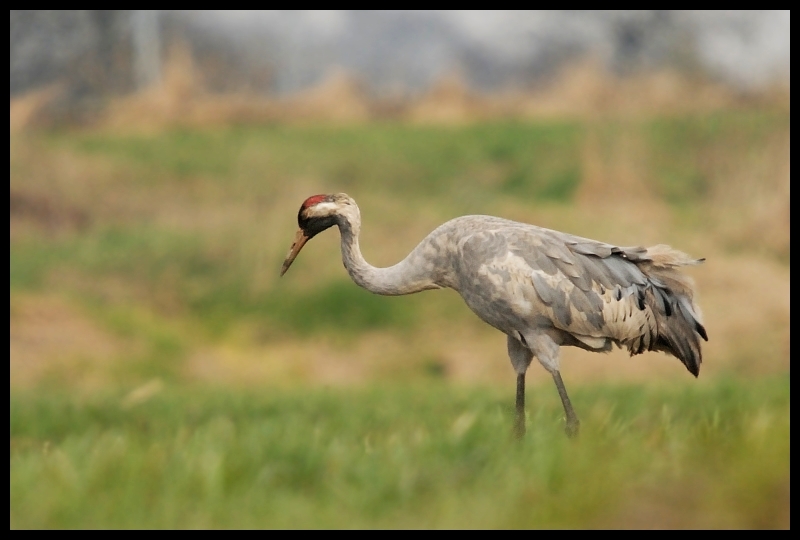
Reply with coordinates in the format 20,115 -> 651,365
280,193 -> 708,438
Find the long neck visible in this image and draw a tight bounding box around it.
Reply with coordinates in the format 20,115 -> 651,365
336,212 -> 443,296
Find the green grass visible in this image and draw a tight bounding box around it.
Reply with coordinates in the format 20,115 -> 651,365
68,122 -> 583,201
645,110 -> 790,207
10,225 -> 419,341
10,376 -> 789,528
57,113 -> 788,213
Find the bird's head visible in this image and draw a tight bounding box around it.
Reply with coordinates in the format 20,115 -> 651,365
280,193 -> 357,276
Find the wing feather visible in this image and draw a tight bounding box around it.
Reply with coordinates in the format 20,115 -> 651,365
452,216 -> 705,374
506,225 -> 657,347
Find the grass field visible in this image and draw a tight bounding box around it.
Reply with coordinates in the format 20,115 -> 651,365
10,377 -> 790,528
10,109 -> 790,528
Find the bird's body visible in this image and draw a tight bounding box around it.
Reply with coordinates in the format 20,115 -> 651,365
281,193 -> 708,437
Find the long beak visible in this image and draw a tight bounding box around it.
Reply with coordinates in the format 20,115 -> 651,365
280,229 -> 309,276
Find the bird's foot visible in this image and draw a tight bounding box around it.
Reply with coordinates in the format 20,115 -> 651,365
513,415 -> 526,440
565,418 -> 580,439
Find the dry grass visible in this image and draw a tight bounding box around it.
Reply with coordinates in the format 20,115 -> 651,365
9,294 -> 128,390
10,46 -> 790,133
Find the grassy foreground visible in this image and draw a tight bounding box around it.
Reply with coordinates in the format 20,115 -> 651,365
10,376 -> 789,529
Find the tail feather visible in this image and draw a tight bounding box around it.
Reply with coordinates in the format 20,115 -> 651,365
638,245 -> 708,376
656,293 -> 704,376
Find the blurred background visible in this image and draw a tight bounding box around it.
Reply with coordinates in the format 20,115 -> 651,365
10,11 -> 790,528
10,10 -> 791,127
10,9 -> 790,388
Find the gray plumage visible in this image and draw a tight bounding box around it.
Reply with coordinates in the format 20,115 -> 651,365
281,193 -> 708,437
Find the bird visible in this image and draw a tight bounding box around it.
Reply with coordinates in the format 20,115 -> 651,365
280,193 -> 708,438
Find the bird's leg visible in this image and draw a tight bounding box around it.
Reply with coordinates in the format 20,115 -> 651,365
552,371 -> 580,438
514,372 -> 526,439
507,335 -> 533,439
